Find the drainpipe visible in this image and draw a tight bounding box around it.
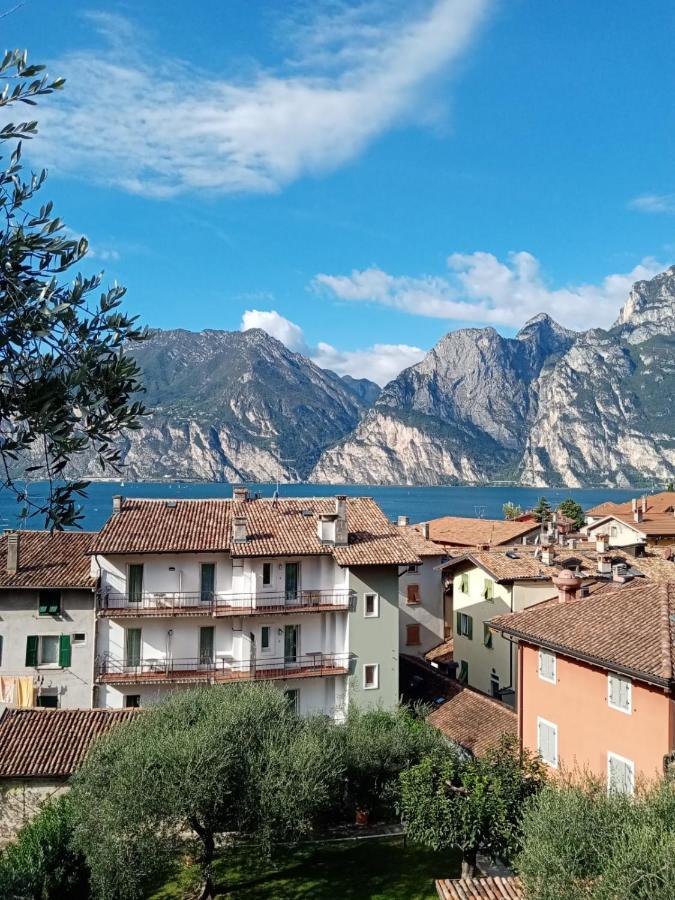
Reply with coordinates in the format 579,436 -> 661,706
518,643 -> 524,751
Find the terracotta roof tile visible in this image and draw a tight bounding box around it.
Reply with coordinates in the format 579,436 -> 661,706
491,581 -> 675,686
91,497 -> 419,566
399,524 -> 446,558
436,876 -> 523,900
427,683 -> 517,757
426,516 -> 540,548
0,708 -> 137,778
587,491 -> 675,517
425,637 -> 454,663
0,531 -> 97,589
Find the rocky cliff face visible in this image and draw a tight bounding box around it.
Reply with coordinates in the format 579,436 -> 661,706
312,269 -> 675,487
67,328 -> 378,483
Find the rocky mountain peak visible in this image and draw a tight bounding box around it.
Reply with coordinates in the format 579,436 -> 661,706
614,265 -> 675,343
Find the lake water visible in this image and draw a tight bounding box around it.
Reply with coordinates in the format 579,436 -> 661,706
0,481 -> 638,531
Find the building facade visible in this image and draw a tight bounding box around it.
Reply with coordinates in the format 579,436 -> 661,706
92,492 -> 417,718
397,520 -> 446,658
0,531 -> 98,709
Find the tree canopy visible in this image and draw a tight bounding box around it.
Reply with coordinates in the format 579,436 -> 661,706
532,496 -> 552,523
502,501 -> 524,520
556,498 -> 586,530
0,50 -> 147,528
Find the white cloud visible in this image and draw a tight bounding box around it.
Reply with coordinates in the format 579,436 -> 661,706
33,0 -> 491,197
240,308 -> 422,385
241,309 -> 308,352
314,252 -> 667,331
629,193 -> 675,214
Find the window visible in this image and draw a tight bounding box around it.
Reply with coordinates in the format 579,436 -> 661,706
125,695 -> 141,709
125,628 -> 142,667
538,650 -> 557,684
37,693 -> 58,708
284,689 -> 299,714
407,564 -> 420,574
458,660 -> 469,683
406,624 -> 421,646
262,562 -> 273,587
72,633 -> 86,644
363,663 -> 379,690
38,590 -> 61,616
490,670 -> 500,698
537,718 -> 558,768
406,584 -> 421,605
127,564 -> 144,602
483,578 -> 494,601
26,635 -> 70,667
260,625 -> 271,653
456,612 -> 473,639
610,526 -> 618,537
608,752 -> 634,795
200,563 -> 215,602
364,593 -> 379,618
483,623 -> 493,649
459,572 -> 469,594
199,627 -> 214,664
608,674 -> 632,714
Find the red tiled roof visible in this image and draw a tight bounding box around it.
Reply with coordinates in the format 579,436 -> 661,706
0,708 -> 137,778
491,581 -> 675,687
0,531 -> 97,589
588,511 -> 675,538
436,876 -> 523,900
399,524 -> 446,557
427,516 -> 540,548
91,497 -> 419,566
427,684 -> 517,757
586,491 -> 675,517
425,637 -> 454,663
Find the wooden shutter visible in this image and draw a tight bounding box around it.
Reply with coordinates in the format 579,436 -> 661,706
407,584 -> 420,604
58,635 -> 72,668
25,635 -> 38,666
466,615 -> 473,640
538,721 -> 556,765
406,624 -> 421,645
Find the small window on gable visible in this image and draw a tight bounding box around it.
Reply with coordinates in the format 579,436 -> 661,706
364,593 -> 379,618
608,674 -> 631,713
406,584 -> 421,605
459,573 -> 469,594
538,650 -> 556,684
406,624 -> 421,646
407,564 -> 420,574
262,562 -> 273,586
38,590 -> 61,616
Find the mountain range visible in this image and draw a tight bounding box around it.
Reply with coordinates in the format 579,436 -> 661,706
73,266 -> 675,487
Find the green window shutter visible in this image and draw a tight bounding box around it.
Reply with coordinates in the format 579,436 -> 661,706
456,611 -> 461,634
58,635 -> 72,668
458,660 -> 468,683
25,635 -> 38,667
466,615 -> 473,640
483,624 -> 493,648
483,578 -> 493,600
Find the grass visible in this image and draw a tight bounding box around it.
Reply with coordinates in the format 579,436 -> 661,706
151,835 -> 459,899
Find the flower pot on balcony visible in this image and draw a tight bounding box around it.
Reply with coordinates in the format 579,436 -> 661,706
355,809 -> 370,826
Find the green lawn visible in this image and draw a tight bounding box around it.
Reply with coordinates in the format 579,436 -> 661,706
152,835 -> 458,899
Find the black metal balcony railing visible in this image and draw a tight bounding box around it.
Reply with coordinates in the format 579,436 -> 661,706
97,589 -> 356,617
95,652 -> 352,685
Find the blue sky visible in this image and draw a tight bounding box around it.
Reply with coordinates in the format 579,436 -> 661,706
6,0 -> 675,383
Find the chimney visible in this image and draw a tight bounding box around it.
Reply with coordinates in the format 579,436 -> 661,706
553,569 -> 582,603
631,498 -> 638,514
335,496 -> 348,546
597,554 -> 612,576
595,534 -> 608,553
398,515 -> 410,527
642,495 -> 647,514
420,522 -> 430,540
612,562 -> 629,583
112,495 -> 123,516
233,516 -> 247,543
541,544 -> 555,566
233,487 -> 249,502
634,508 -> 643,524
567,538 -> 577,550
6,531 -> 19,574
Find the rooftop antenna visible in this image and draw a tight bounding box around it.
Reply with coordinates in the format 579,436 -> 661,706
474,504 -> 486,519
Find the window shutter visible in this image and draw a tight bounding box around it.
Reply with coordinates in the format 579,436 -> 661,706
58,635 -> 72,668
466,615 -> 473,640
407,584 -> 420,604
483,578 -> 493,600
483,624 -> 493,648
456,611 -> 461,633
25,635 -> 38,667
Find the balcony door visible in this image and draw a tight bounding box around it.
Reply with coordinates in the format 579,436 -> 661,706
284,624 -> 299,664
125,628 -> 142,667
285,562 -> 299,601
127,565 -> 143,604
200,563 -> 215,603
199,626 -> 214,665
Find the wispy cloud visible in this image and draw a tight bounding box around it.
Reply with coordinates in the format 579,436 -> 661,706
629,193 -> 675,214
34,0 -> 491,197
313,252 -> 667,331
240,308 -> 423,385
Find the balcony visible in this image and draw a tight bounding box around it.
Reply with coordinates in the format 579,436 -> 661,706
95,652 -> 352,686
97,589 -> 356,618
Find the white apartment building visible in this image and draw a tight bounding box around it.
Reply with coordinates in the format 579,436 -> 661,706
396,519 -> 446,658
92,490 -> 419,719
0,530 -> 98,708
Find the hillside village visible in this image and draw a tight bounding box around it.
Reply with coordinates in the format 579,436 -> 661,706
1,488 -> 675,896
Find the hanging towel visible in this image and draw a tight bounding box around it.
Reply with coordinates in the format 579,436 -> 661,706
15,676 -> 35,708
0,676 -> 16,704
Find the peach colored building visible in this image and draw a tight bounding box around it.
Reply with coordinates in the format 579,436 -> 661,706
491,574 -> 675,793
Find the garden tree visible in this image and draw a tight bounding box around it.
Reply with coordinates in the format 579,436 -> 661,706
71,684 -> 345,900
399,735 -> 545,879
502,501 -> 523,521
0,793 -> 89,899
341,705 -> 446,820
518,774 -> 675,900
0,50 -> 147,529
556,498 -> 585,531
532,496 -> 551,523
